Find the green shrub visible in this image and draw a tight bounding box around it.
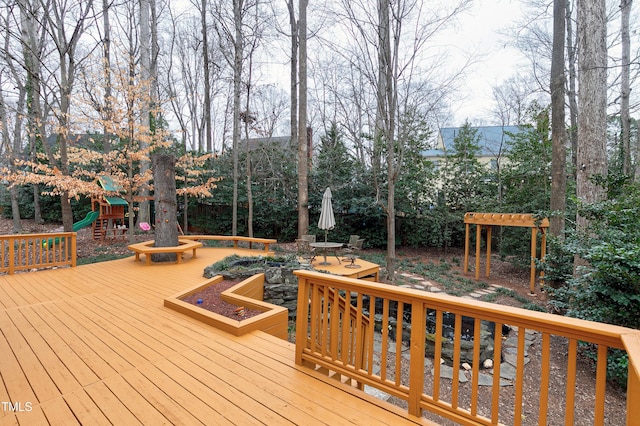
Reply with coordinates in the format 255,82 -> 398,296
548,183 -> 640,388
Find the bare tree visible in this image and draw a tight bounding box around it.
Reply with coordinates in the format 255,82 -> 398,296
332,0 -> 470,282
297,0 -> 309,238
198,0 -> 213,152
620,0 -> 632,176
566,1 -> 578,172
101,0 -> 114,158
550,0 -> 567,237
285,0 -> 298,159
41,0 -> 95,231
137,0 -> 154,227
231,0 -> 244,236
0,73 -> 25,233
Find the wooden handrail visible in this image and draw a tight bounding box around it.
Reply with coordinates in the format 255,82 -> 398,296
0,232 -> 77,275
294,270 -> 640,425
179,235 -> 277,252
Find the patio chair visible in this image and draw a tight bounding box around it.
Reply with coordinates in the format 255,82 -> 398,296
302,234 -> 316,243
296,238 -> 316,263
344,234 -> 360,248
342,238 -> 364,268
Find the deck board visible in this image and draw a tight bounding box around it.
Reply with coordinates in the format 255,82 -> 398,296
63,389 -> 113,425
39,397 -> 81,425
3,308 -> 83,396
0,248 -> 430,425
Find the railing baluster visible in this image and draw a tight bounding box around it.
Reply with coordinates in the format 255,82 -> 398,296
354,292 -> 365,390
433,310 -> 443,401
566,338 -> 577,424
355,293 -> 364,371
471,317 -> 481,416
594,344 -> 608,426
539,332 -> 550,425
321,285 -> 329,358
381,299 -> 389,380
340,289 -> 351,365
491,322 -> 503,424
330,287 -> 340,361
395,301 -> 403,386
451,313 -> 462,409
514,327 -> 526,426
367,295 -> 375,375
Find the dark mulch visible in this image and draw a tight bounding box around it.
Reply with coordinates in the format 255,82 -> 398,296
180,279 -> 263,320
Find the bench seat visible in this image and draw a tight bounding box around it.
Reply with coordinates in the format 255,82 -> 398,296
128,239 -> 203,265
179,235 -> 276,253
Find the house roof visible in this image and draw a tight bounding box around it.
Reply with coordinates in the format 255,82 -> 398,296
423,125 -> 525,158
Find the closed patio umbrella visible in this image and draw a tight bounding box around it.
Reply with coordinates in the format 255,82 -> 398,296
317,187 -> 335,242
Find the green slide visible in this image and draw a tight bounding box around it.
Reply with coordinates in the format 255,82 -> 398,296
43,211 -> 101,247
73,211 -> 100,232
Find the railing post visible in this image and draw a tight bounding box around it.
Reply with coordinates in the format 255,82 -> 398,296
71,233 -> 77,267
8,236 -> 15,275
623,333 -> 640,426
295,275 -> 310,366
408,300 -> 425,417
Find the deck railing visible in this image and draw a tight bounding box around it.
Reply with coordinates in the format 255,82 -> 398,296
294,270 -> 640,425
0,232 -> 77,275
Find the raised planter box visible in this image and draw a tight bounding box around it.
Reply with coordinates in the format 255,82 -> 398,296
164,274 -> 289,340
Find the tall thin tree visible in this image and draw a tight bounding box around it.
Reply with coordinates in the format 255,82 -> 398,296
620,0 -> 632,176
297,0 -> 309,238
550,0 -> 567,237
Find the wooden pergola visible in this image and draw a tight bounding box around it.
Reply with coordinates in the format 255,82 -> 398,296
463,212 -> 549,294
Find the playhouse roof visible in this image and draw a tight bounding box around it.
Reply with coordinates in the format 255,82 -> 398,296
97,175 -> 124,192
97,176 -> 127,206
105,196 -> 128,206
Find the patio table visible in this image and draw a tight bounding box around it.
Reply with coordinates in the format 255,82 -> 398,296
310,241 -> 343,265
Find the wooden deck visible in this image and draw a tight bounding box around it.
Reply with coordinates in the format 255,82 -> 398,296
0,248 -> 429,425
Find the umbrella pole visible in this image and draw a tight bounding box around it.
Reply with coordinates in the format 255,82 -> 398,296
324,230 -> 328,242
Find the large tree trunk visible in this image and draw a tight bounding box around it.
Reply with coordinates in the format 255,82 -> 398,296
550,0 -> 567,237
152,154 -> 179,262
576,0 -> 607,241
297,0 -> 309,238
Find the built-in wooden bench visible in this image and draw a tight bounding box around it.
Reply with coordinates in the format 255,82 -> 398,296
128,239 -> 203,265
179,235 -> 276,253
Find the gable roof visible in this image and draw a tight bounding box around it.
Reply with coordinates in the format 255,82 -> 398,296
423,125 -> 525,158
97,175 -> 124,192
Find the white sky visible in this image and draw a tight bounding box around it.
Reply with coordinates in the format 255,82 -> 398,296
437,0 -> 528,125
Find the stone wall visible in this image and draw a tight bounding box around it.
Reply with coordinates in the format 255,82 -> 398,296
203,256 -> 310,319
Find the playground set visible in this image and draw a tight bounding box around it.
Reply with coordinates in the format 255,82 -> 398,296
87,176 -> 129,239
